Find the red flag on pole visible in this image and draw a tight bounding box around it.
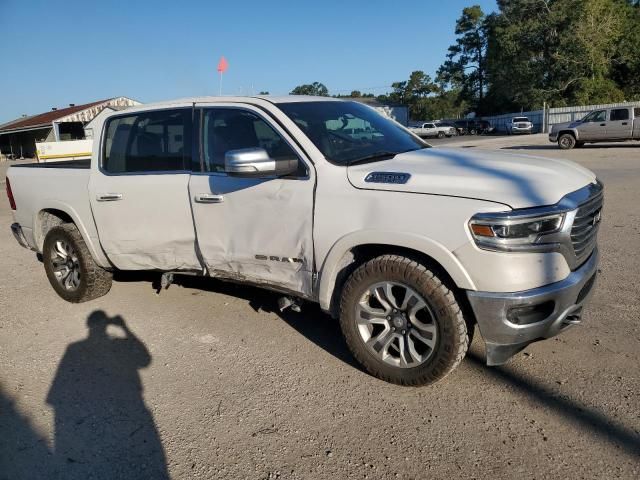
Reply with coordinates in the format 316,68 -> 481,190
217,56 -> 228,73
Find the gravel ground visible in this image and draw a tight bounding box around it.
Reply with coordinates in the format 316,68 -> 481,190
1,135 -> 639,479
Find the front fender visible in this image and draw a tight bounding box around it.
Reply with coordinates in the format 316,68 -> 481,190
317,230 -> 476,312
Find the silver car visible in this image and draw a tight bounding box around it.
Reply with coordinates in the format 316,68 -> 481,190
508,116 -> 533,134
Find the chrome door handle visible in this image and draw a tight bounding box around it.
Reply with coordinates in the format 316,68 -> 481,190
96,193 -> 123,201
194,193 -> 224,204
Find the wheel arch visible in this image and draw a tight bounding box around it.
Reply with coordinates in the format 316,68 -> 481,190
558,129 -> 578,140
317,232 -> 476,316
33,201 -> 111,268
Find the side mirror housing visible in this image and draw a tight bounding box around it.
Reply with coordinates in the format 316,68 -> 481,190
224,147 -> 298,178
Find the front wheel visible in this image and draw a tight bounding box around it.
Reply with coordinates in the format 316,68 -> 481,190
558,133 -> 576,150
43,224 -> 113,303
339,255 -> 469,386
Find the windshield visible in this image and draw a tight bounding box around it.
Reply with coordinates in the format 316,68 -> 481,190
513,117 -> 529,122
277,101 -> 425,165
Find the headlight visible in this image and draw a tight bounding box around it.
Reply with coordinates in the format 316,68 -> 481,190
469,212 -> 566,251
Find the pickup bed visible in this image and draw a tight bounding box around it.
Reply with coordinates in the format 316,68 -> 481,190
550,106 -> 640,149
7,96 -> 603,386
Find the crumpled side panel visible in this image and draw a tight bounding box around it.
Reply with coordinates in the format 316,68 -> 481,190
89,173 -> 201,271
189,174 -> 314,297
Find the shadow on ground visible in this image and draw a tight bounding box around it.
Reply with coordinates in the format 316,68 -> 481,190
503,143 -> 640,150
172,275 -> 360,370
151,274 -> 640,458
0,310 -> 169,480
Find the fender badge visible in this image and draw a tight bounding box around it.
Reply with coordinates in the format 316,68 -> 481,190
364,172 -> 411,184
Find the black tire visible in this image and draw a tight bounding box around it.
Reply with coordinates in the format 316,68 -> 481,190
437,131 -> 445,139
339,255 -> 469,386
558,133 -> 576,150
43,224 -> 112,303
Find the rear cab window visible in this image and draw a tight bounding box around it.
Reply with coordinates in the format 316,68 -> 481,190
103,109 -> 192,174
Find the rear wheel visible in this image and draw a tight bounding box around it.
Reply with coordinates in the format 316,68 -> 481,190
558,133 -> 576,150
43,224 -> 112,303
339,255 -> 469,386
437,131 -> 445,139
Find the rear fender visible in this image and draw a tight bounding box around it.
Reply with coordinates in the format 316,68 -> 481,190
32,200 -> 111,268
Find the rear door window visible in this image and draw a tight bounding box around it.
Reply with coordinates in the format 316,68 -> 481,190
103,109 -> 191,173
610,109 -> 630,121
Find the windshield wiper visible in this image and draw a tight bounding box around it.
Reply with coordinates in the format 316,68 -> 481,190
346,151 -> 401,166
346,148 -> 425,166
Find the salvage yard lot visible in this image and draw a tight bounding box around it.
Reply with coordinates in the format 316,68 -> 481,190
1,134 -> 639,479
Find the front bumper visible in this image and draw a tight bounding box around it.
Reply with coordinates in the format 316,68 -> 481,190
549,132 -> 559,142
11,223 -> 35,251
511,126 -> 533,134
466,248 -> 599,366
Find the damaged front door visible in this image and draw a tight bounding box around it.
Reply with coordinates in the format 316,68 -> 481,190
189,106 -> 315,296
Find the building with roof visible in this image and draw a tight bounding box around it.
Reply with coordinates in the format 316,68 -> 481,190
0,97 -> 140,158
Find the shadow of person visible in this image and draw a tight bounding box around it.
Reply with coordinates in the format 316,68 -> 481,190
46,311 -> 168,480
0,383 -> 54,480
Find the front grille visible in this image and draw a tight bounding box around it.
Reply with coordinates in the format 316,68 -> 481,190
571,189 -> 603,266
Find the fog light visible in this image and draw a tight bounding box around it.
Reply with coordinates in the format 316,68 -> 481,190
507,301 -> 555,325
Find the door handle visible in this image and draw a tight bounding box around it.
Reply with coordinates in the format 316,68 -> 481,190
622,122 -> 628,125
194,193 -> 224,204
96,193 -> 123,202
600,123 -> 606,126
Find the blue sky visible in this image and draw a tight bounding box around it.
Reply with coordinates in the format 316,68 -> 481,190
0,0 -> 496,123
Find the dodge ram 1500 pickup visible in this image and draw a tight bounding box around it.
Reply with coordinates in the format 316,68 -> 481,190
7,96 -> 603,386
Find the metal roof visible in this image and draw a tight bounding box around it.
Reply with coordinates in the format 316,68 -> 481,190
0,97 -> 140,134
0,99 -> 110,133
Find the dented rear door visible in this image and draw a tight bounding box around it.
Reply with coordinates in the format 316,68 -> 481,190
189,105 -> 315,296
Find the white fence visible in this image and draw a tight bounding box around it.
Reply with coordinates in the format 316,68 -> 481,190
484,100 -> 640,133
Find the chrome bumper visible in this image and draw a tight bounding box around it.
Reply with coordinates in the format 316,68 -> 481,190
467,248 -> 599,366
11,223 -> 34,250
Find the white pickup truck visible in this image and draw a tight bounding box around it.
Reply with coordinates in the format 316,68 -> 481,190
408,122 -> 455,139
7,96 -> 603,386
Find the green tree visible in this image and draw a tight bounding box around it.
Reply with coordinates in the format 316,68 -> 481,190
289,82 -> 329,96
378,71 -> 439,119
612,0 -> 640,99
485,0 -> 629,111
437,6 -> 488,113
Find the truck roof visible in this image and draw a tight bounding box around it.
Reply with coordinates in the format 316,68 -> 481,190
137,95 -> 342,110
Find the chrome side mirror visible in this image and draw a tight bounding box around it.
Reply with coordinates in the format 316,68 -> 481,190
224,147 -> 297,178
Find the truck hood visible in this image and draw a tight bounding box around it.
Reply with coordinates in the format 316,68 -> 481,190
551,120 -> 582,131
346,147 -> 596,209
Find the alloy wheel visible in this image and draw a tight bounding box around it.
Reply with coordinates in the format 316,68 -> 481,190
355,281 -> 439,368
50,239 -> 81,291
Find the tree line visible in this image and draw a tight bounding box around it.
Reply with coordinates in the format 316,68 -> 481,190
289,0 -> 640,120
